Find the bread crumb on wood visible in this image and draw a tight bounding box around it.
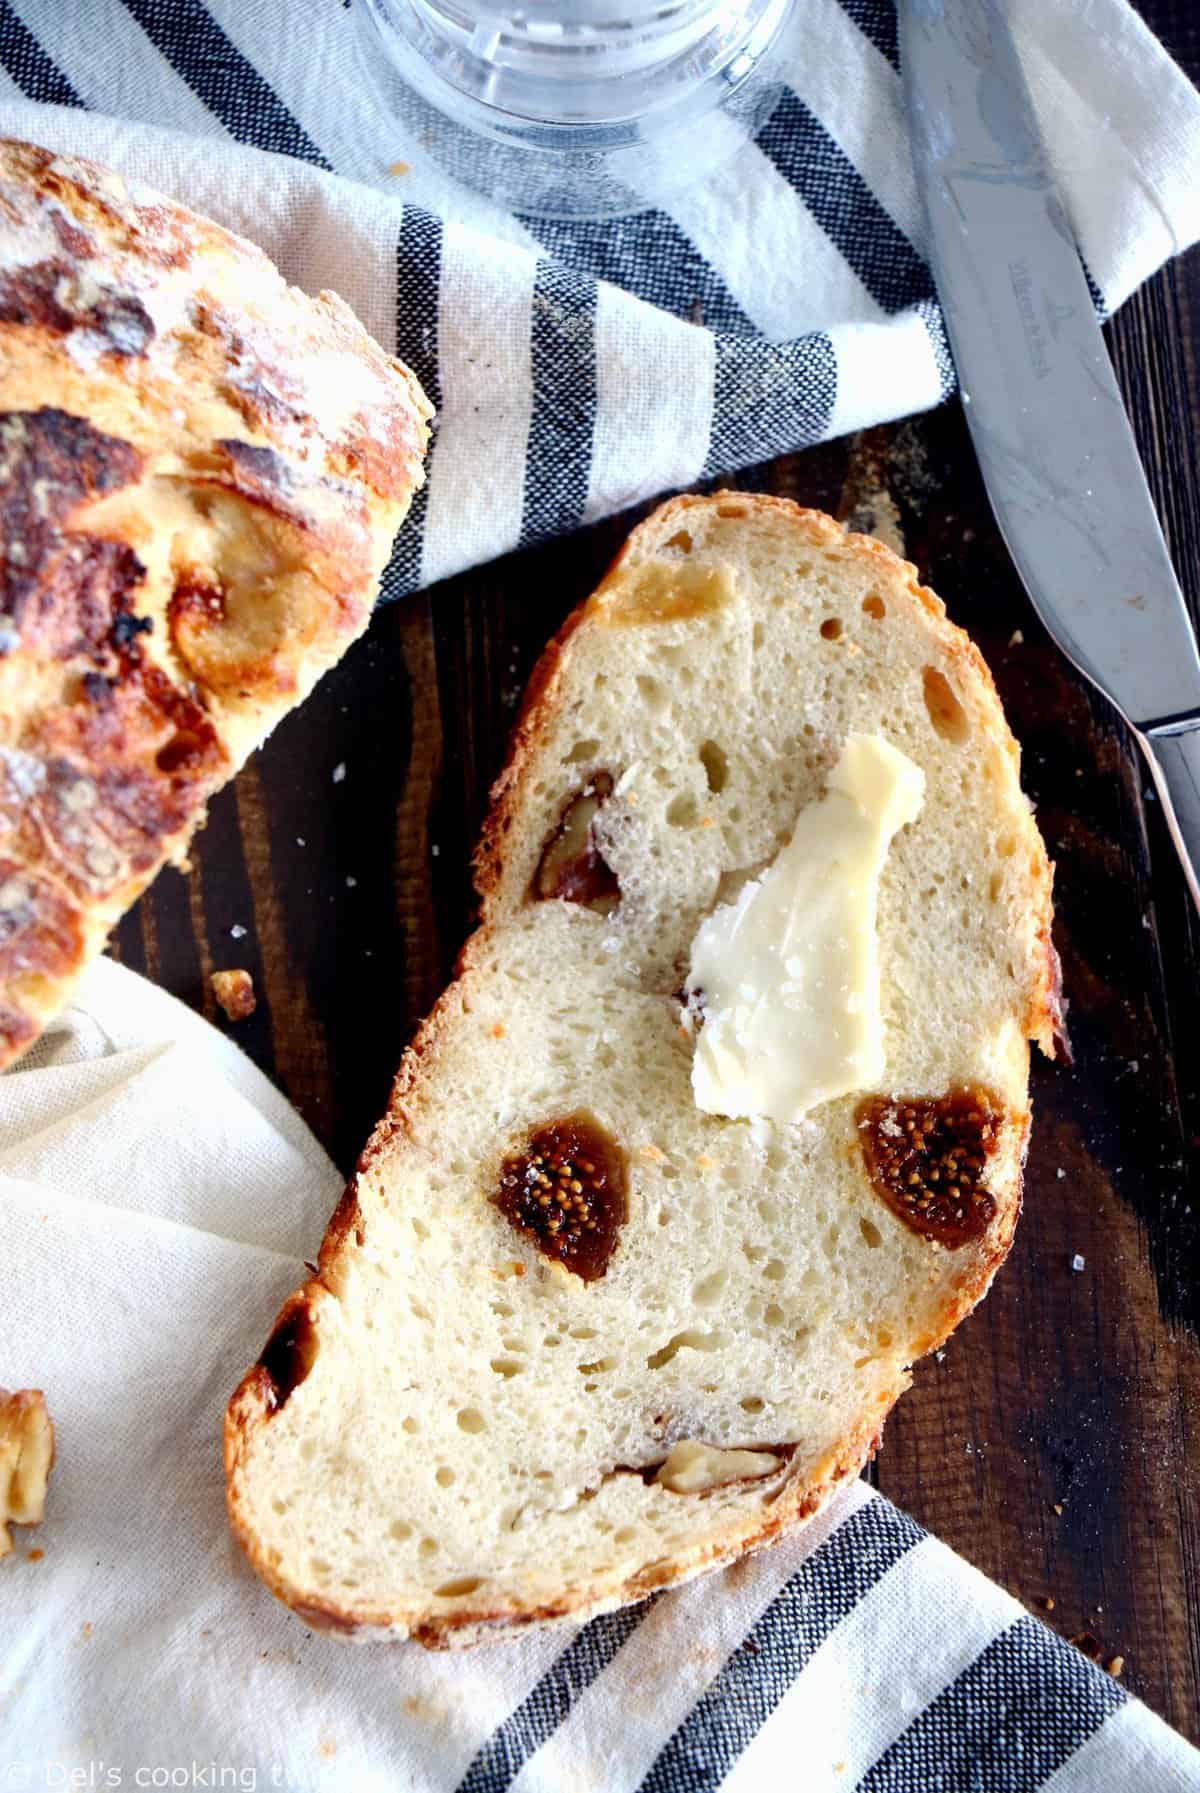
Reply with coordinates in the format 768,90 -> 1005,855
0,1389 -> 54,1558
212,968 -> 257,1021
388,160 -> 411,177
1105,1654 -> 1125,1677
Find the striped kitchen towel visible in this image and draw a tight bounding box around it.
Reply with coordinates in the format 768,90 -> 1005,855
0,1 -> 1198,599
3,959 -> 1199,1792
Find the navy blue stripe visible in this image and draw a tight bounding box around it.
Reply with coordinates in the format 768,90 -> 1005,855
639,1498 -> 923,1793
859,1616 -> 1126,1793
456,1602 -> 647,1793
117,0 -> 331,168
840,0 -> 899,69
383,206 -> 443,601
527,213 -> 757,337
703,329 -> 838,478
916,298 -> 956,402
0,0 -> 82,105
758,89 -> 932,314
519,261 -> 597,548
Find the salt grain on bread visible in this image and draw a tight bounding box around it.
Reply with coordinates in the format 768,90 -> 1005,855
0,139 -> 431,1067
226,494 -> 1058,1646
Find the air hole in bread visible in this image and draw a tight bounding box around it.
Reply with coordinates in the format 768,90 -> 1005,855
569,1326 -> 599,1340
764,1304 -> 784,1327
457,1408 -> 486,1434
614,1526 -> 637,1545
741,1396 -> 765,1414
565,738 -> 602,764
579,1357 -> 617,1375
752,620 -> 765,650
666,792 -> 699,827
763,1258 -> 785,1282
636,674 -> 669,716
862,593 -> 886,619
419,1538 -> 439,1557
490,1358 -> 523,1379
997,832 -> 1017,859
647,1329 -> 725,1369
922,666 -> 970,744
389,1520 -> 413,1541
436,1466 -> 455,1487
819,617 -> 843,641
699,739 -> 728,794
402,1417 -> 419,1435
664,529 -> 693,554
859,1216 -> 883,1249
693,1268 -> 728,1306
435,1576 -> 485,1599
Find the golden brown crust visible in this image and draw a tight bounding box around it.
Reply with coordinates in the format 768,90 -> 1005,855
0,139 -> 431,1065
225,494 -> 1054,1646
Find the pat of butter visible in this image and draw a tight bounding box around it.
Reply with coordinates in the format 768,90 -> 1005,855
687,733 -> 924,1123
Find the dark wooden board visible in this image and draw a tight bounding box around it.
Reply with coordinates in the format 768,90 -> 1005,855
111,0 -> 1200,1743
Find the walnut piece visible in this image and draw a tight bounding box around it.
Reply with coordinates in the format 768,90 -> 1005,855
0,1389 -> 54,1557
655,1439 -> 781,1494
212,968 -> 256,1021
533,774 -> 619,911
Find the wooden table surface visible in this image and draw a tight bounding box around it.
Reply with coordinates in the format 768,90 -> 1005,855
111,0 -> 1200,1743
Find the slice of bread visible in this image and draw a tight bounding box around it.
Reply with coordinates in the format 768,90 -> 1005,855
226,494 -> 1058,1647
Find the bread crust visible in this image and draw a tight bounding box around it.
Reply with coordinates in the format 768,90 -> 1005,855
226,494 -> 1056,1645
0,138 -> 431,1065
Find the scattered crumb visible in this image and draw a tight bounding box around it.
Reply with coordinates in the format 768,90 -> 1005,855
229,923 -> 247,940
1053,1502 -> 1064,1515
1009,629 -> 1024,646
1106,1654 -> 1125,1677
27,1547 -> 43,1563
345,876 -> 357,889
833,1764 -> 846,1776
388,160 -> 411,177
212,969 -> 256,1022
935,1349 -> 946,1362
80,1621 -> 93,1640
296,836 -> 306,847
1056,1167 -> 1066,1180
1039,1595 -> 1055,1612
431,844 -> 441,858
0,1389 -> 54,1558
332,762 -> 347,784
1071,1253 -> 1086,1272
318,1734 -> 337,1760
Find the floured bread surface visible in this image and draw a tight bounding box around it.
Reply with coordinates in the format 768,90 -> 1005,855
0,138 -> 431,1065
226,495 -> 1058,1647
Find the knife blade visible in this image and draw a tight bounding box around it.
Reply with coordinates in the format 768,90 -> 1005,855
899,0 -> 1200,909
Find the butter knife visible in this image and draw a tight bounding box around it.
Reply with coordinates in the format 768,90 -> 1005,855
899,0 -> 1200,910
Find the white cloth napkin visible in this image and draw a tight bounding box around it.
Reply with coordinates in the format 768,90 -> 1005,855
0,0 -> 1198,597
2,961 -> 1198,1792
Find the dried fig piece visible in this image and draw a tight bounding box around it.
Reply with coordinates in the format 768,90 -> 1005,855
534,774 -> 619,912
495,1112 -> 627,1281
856,1087 -> 1002,1249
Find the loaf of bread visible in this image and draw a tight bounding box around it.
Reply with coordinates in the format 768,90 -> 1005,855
0,139 -> 431,1066
226,494 -> 1059,1646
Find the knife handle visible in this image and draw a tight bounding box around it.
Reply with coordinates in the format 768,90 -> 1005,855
1140,723 -> 1200,914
